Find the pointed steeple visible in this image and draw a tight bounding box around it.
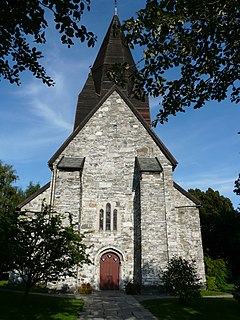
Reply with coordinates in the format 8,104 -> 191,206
91,15 -> 137,96
74,15 -> 151,129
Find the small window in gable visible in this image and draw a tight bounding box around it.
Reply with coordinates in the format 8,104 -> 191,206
99,209 -> 104,231
106,203 -> 111,231
113,209 -> 117,231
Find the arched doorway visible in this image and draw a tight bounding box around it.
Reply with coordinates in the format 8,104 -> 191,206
100,252 -> 120,290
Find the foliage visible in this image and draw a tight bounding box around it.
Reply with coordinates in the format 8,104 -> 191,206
162,256 -> 201,302
0,160 -> 19,213
205,276 -> 218,292
200,289 -> 226,296
0,160 -> 41,214
79,282 -> 92,294
0,160 -> 41,276
189,188 -> 240,278
0,290 -> 84,320
0,210 -> 17,275
23,181 -> 41,199
234,175 -> 240,196
0,0 -> 96,86
109,0 -> 240,125
0,161 -> 19,275
14,181 -> 41,206
204,256 -> 229,291
233,282 -> 240,303
6,204 -> 91,299
142,297 -> 240,320
234,174 -> 240,211
0,279 -> 48,293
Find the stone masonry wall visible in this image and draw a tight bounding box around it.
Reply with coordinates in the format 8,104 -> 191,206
172,187 -> 206,282
140,171 -> 169,286
53,169 -> 82,226
51,91 -> 174,289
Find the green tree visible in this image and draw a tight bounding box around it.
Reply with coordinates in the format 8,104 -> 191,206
204,256 -> 230,291
234,174 -> 240,212
121,0 -> 239,124
0,160 -> 19,213
162,256 -> 201,302
24,181 -> 41,199
0,160 -> 41,276
189,188 -> 240,278
234,175 -> 240,196
0,161 -> 19,276
7,205 -> 91,300
15,181 -> 41,205
0,0 -> 96,86
233,282 -> 240,303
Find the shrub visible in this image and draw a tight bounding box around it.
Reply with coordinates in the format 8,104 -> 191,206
162,256 -> 201,302
206,275 -> 218,291
233,284 -> 240,302
125,282 -> 140,295
79,283 -> 92,294
233,278 -> 240,303
204,256 -> 229,291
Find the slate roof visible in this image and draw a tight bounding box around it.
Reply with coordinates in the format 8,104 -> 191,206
57,157 -> 85,170
74,15 -> 151,129
136,157 -> 163,172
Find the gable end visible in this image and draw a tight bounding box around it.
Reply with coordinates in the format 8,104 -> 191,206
17,182 -> 51,210
48,86 -> 178,169
173,182 -> 200,205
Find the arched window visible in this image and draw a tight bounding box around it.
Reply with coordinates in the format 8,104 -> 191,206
106,203 -> 111,231
113,209 -> 117,231
99,209 -> 104,231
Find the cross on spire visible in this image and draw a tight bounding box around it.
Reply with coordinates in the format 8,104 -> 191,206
114,0 -> 118,16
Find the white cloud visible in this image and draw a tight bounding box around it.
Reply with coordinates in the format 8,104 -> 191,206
30,98 -> 72,131
14,73 -> 73,131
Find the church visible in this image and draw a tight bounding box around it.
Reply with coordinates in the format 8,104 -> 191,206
18,13 -> 205,290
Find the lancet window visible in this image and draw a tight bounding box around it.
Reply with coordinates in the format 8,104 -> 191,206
113,209 -> 117,231
99,209 -> 104,231
99,204 -> 118,231
106,203 -> 111,231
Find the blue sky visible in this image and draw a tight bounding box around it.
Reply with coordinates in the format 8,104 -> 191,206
0,0 -> 239,208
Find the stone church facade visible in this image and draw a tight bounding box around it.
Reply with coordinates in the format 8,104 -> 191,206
18,15 -> 205,290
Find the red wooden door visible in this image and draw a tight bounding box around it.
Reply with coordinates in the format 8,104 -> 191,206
100,253 -> 120,290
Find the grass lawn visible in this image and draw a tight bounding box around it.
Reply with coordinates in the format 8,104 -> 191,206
0,290 -> 84,320
200,290 -> 226,296
142,298 -> 240,320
